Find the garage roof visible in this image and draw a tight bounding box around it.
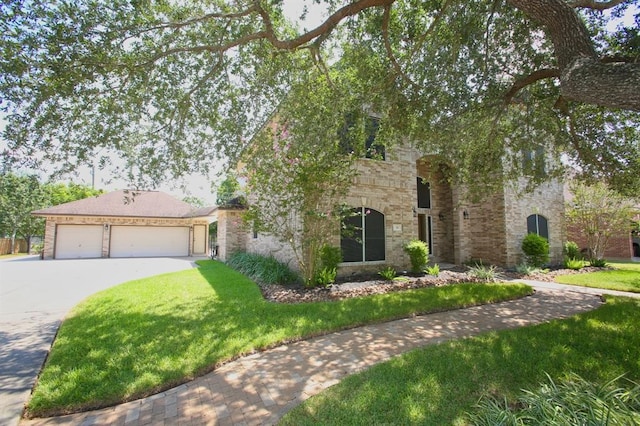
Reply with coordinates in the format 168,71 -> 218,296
32,190 -> 215,218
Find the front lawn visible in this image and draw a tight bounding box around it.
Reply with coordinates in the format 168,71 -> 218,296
555,261 -> 640,293
26,260 -> 531,417
281,296 -> 640,425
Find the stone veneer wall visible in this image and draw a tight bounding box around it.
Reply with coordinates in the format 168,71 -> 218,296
41,215 -> 209,259
503,179 -> 566,265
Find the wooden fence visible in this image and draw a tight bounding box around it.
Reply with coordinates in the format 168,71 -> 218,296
0,238 -> 28,255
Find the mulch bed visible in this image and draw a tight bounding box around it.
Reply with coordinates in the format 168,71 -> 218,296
258,266 -> 607,304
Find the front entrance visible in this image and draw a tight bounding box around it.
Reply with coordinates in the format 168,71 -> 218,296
418,214 -> 433,256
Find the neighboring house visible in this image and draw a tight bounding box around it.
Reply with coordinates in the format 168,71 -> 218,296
567,214 -> 640,260
32,190 -> 215,259
215,136 -> 565,273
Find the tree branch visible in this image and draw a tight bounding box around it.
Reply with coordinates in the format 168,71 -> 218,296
381,5 -> 421,91
504,68 -> 560,104
567,0 -> 626,10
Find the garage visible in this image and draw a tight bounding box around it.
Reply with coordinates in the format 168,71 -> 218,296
55,225 -> 104,259
110,225 -> 190,257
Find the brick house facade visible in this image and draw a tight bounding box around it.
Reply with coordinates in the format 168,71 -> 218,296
216,143 -> 566,273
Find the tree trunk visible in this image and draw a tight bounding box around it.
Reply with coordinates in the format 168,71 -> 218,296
507,0 -> 640,111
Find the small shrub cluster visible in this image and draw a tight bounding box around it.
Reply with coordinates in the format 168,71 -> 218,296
562,240 -> 585,270
404,239 -> 429,273
378,266 -> 397,281
468,373 -> 640,425
425,264 -> 440,277
312,245 -> 342,287
468,263 -> 501,283
226,251 -> 299,285
515,262 -> 541,275
521,233 -> 550,267
590,258 -> 608,268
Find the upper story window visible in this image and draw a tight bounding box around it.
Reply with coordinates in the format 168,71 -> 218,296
340,114 -> 385,161
341,207 -> 385,262
417,178 -> 431,209
522,146 -> 546,175
527,214 -> 548,240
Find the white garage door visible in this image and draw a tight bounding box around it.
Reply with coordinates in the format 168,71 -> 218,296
110,226 -> 189,257
56,225 -> 104,259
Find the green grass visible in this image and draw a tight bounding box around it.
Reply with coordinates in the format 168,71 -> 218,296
555,260 -> 640,293
26,260 -> 531,417
281,296 -> 640,425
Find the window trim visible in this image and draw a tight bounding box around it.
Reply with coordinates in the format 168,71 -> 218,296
341,207 -> 386,263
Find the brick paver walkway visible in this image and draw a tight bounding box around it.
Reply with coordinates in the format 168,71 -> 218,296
21,288 -> 602,426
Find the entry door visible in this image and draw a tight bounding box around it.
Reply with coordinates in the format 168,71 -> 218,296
418,214 -> 434,255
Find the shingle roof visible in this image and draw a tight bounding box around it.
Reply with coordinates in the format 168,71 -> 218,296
32,190 -> 214,218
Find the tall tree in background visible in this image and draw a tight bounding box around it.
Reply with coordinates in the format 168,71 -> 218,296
0,174 -> 103,253
1,0 -> 638,194
0,174 -> 46,253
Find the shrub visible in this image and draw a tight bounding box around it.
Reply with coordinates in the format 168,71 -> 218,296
312,245 -> 342,287
563,257 -> 585,270
226,251 -> 299,285
563,241 -> 581,260
378,266 -> 397,281
590,258 -> 608,268
468,373 -> 640,425
404,239 -> 429,273
521,233 -> 550,267
314,267 -> 337,287
319,244 -> 342,271
515,262 -> 539,275
425,264 -> 440,277
468,263 -> 500,283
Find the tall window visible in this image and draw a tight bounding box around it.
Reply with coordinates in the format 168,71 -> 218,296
527,214 -> 549,240
339,114 -> 385,160
522,146 -> 546,175
341,207 -> 385,262
417,178 -> 431,208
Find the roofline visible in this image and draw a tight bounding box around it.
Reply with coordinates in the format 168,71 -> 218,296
31,212 -> 208,219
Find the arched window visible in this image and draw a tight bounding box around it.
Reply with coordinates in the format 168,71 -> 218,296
527,214 -> 549,240
341,207 -> 385,262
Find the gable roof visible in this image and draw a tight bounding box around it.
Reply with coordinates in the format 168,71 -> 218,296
32,190 -> 213,219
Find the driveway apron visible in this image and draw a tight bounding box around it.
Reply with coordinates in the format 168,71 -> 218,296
0,256 -> 200,426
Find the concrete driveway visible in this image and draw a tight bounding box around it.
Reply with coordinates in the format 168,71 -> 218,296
0,256 -> 202,426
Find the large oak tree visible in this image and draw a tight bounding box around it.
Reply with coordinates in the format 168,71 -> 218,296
1,0 -> 638,194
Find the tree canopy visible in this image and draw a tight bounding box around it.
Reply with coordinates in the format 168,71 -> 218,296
1,0 -> 638,194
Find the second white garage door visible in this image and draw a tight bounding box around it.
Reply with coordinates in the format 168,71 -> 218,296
110,226 -> 189,257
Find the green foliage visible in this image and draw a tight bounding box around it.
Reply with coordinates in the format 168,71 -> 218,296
566,181 -> 637,261
426,264 -> 440,277
310,245 -> 342,287
521,233 -> 550,267
563,241 -> 582,260
378,266 -> 397,281
319,245 -> 342,272
468,373 -> 640,425
314,267 -> 337,287
555,261 -> 640,293
404,239 -> 429,273
1,1 -> 638,197
242,71 -> 361,284
468,263 -> 501,283
215,174 -> 241,206
515,262 -> 541,275
564,258 -> 586,270
226,251 -> 299,285
590,258 -> 608,268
